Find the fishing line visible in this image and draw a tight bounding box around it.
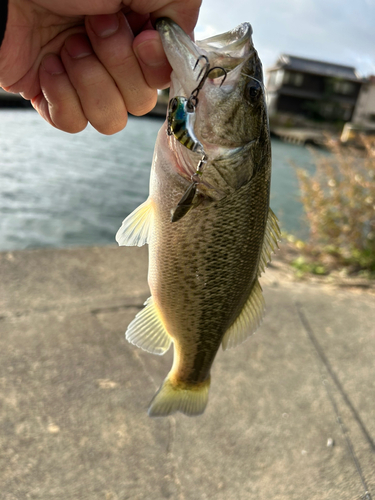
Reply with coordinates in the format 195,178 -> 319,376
240,73 -> 267,94
295,302 -> 373,499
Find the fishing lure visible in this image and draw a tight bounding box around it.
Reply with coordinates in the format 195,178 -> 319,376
168,56 -> 227,223
167,96 -> 204,154
167,55 -> 227,153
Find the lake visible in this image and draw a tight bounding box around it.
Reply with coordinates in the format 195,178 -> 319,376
0,109 -> 316,251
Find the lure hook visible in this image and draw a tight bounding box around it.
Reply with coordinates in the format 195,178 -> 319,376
188,56 -> 227,109
171,153 -> 208,223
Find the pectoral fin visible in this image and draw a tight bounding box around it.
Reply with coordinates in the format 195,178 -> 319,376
222,279 -> 265,351
206,140 -> 257,195
126,296 -> 172,355
116,198 -> 154,247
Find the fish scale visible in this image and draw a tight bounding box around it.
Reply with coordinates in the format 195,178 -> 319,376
116,19 -> 280,416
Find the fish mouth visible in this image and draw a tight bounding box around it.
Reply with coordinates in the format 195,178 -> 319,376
197,23 -> 253,57
156,18 -> 254,96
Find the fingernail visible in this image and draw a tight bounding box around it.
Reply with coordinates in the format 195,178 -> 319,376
89,14 -> 119,38
65,34 -> 93,59
134,39 -> 167,68
42,54 -> 65,75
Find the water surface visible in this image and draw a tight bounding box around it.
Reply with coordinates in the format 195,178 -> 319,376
0,109 -> 315,251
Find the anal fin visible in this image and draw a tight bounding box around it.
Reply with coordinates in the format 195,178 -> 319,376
222,279 -> 265,351
116,198 -> 154,247
258,207 -> 281,276
126,296 -> 172,355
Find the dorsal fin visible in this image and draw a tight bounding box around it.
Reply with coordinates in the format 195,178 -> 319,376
222,279 -> 265,351
116,198 -> 154,247
126,296 -> 172,355
258,207 -> 281,276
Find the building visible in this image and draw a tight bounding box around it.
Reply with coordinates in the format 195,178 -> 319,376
351,75 -> 375,127
266,55 -> 363,123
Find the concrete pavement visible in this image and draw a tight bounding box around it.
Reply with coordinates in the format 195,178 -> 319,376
0,246 -> 374,500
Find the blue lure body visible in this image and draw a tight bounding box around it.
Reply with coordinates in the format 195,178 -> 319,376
167,97 -> 204,155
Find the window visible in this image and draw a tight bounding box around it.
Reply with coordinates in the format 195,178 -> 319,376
333,80 -> 355,95
283,71 -> 304,87
292,73 -> 304,86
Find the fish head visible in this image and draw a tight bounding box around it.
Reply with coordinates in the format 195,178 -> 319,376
156,18 -> 269,151
156,18 -> 271,203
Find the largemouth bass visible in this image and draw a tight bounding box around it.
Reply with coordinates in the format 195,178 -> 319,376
116,19 -> 280,417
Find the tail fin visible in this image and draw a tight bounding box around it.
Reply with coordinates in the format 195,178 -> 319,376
148,376 -> 210,417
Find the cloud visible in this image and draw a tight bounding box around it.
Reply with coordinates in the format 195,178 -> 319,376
195,0 -> 375,76
195,25 -> 218,41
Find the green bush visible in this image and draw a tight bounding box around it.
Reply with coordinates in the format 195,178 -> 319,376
295,137 -> 375,276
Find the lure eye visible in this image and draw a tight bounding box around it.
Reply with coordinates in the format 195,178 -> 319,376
169,97 -> 178,113
246,82 -> 261,100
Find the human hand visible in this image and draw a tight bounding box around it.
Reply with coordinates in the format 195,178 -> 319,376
0,0 -> 201,134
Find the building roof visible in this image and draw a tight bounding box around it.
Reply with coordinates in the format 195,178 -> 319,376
269,54 -> 361,81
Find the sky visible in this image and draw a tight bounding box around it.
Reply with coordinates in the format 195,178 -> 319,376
194,0 -> 375,78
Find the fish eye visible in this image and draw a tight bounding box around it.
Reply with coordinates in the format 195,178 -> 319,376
246,82 -> 262,100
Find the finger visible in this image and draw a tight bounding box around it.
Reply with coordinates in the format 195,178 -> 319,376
37,53 -> 88,133
122,0 -> 202,34
85,12 -> 157,116
61,33 -> 128,135
133,30 -> 172,90
31,92 -> 56,128
2,25 -> 86,100
123,11 -> 151,36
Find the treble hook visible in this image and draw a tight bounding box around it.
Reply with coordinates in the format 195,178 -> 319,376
194,55 -> 210,81
188,55 -> 227,109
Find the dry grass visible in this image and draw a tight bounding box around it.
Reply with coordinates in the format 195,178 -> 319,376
294,137 -> 375,277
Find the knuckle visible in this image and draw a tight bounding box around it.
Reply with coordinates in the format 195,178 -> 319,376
101,50 -> 137,75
